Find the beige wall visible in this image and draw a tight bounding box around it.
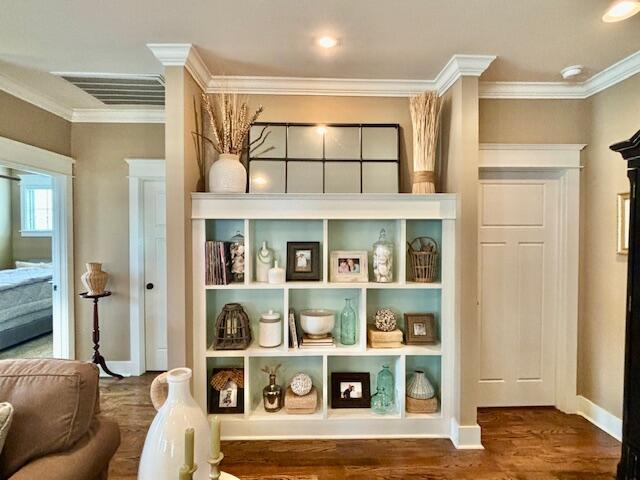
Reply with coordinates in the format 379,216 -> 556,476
71,123 -> 165,361
579,73 -> 640,418
249,95 -> 414,192
10,174 -> 52,262
165,68 -> 202,368
0,167 -> 11,269
0,91 -> 71,156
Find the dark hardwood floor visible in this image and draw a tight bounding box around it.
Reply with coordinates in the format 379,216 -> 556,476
101,373 -> 620,479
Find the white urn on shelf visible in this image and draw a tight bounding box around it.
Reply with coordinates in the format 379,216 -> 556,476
406,370 -> 435,400
138,368 -> 210,480
209,153 -> 247,193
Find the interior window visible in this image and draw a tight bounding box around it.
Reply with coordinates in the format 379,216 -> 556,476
20,174 -> 53,237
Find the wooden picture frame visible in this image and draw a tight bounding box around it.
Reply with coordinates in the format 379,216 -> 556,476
330,250 -> 369,283
331,372 -> 371,409
404,313 -> 437,345
208,368 -> 244,414
286,241 -> 321,281
618,192 -> 630,255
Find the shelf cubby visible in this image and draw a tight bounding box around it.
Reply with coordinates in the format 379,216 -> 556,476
405,219 -> 442,284
248,355 -> 324,418
206,356 -> 246,418
405,355 -> 442,418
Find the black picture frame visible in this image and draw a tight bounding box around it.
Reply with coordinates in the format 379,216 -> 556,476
286,241 -> 321,281
331,372 -> 371,409
208,368 -> 244,414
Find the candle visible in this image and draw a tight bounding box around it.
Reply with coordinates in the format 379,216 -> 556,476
185,427 -> 195,468
210,415 -> 221,459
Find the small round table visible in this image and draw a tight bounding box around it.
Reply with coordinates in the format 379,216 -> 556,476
79,291 -> 123,379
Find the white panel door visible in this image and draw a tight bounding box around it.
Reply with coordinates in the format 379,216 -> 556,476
143,180 -> 167,371
478,171 -> 560,406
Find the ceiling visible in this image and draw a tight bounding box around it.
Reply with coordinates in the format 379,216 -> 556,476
1,0 -> 639,110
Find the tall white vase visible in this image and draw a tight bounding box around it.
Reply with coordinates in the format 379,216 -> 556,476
138,368 -> 210,480
209,153 -> 247,193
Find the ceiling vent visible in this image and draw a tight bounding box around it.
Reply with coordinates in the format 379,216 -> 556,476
57,73 -> 165,106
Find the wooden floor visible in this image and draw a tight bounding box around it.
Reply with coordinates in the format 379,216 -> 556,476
101,373 -> 621,479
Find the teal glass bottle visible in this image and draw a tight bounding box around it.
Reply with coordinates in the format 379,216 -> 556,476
340,298 -> 357,345
376,364 -> 395,406
371,386 -> 392,414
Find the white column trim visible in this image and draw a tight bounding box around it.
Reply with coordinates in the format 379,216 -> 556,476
450,419 -> 484,449
478,144 -> 583,414
0,135 -> 75,360
126,158 -> 165,376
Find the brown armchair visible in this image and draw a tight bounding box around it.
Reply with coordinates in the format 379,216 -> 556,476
0,358 -> 120,480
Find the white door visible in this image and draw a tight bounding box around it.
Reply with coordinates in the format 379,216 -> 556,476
477,171 -> 560,407
143,180 -> 167,371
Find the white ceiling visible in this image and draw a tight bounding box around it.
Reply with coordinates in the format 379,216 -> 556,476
1,0 -> 639,110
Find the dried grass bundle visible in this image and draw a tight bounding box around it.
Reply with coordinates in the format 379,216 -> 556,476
409,91 -> 442,194
201,92 -> 263,155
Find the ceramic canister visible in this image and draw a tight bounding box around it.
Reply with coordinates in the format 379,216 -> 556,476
259,310 -> 282,348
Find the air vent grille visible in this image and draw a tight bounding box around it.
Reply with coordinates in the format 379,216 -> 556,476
58,74 -> 165,106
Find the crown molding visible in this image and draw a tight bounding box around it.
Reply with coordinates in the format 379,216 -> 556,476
0,71 -> 73,121
207,54 -> 496,97
480,143 -> 587,151
147,43 -> 209,91
71,108 -> 165,123
480,49 -> 640,99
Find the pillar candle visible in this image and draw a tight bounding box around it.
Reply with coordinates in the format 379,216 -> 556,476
185,427 -> 195,468
210,415 -> 221,459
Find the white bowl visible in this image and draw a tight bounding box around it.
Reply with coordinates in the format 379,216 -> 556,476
300,309 -> 335,338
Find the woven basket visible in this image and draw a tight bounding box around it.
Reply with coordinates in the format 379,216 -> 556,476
407,236 -> 438,283
406,395 -> 438,414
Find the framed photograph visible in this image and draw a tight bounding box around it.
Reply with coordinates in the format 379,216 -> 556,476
618,192 -> 630,255
330,250 -> 368,283
404,313 -> 437,345
331,372 -> 371,409
208,368 -> 244,414
287,242 -> 321,281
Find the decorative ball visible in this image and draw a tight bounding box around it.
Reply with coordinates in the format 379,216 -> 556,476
375,308 -> 397,332
290,372 -> 313,396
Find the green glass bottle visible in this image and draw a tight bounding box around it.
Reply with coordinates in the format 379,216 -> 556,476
371,386 -> 392,415
376,364 -> 395,406
340,298 -> 357,345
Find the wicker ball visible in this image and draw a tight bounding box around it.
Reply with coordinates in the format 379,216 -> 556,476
375,308 -> 397,332
290,373 -> 313,396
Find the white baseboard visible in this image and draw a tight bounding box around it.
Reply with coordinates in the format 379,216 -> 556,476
576,395 -> 622,441
450,418 -> 484,449
98,361 -> 134,378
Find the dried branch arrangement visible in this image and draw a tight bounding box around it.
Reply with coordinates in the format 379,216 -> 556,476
409,91 -> 442,194
200,92 -> 264,155
260,364 -> 281,376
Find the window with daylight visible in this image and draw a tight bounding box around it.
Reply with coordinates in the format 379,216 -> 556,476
20,174 -> 53,237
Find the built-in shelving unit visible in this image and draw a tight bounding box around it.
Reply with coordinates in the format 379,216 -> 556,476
192,193 -> 466,443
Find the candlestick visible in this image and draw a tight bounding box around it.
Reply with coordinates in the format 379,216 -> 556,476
210,415 -> 221,459
208,452 -> 224,480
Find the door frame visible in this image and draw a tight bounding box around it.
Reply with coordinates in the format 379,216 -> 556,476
0,135 -> 75,359
478,143 -> 585,414
126,158 -> 165,376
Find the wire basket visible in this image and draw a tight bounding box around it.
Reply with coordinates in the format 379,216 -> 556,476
212,303 -> 252,350
407,236 -> 438,283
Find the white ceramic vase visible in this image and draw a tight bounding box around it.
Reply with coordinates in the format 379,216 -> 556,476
406,370 -> 435,400
138,368 -> 210,480
209,153 -> 247,193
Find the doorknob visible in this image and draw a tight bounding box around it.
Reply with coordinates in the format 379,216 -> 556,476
146,283 -> 154,290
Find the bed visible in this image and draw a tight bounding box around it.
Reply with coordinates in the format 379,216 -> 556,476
0,265 -> 53,350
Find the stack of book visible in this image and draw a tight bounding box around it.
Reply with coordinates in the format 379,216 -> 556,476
205,241 -> 233,285
300,334 -> 336,349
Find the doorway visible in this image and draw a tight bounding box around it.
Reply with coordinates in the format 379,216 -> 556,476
0,136 -> 74,360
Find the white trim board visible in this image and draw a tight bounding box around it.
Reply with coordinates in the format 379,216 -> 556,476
576,395 -> 622,442
126,158 -> 166,376
480,49 -> 640,99
450,419 -> 484,449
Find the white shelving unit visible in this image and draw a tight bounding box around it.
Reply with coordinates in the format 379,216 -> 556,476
192,193 -> 467,444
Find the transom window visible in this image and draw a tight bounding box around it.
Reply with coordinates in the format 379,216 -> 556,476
20,174 -> 53,237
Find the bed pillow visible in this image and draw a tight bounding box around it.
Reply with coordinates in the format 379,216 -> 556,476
14,261 -> 52,269
0,402 -> 13,455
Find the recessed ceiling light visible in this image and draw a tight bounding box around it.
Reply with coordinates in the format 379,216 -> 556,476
603,0 -> 640,22
317,36 -> 338,49
561,65 -> 584,80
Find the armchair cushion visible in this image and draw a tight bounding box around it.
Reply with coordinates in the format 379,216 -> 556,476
0,359 -> 100,478
0,402 -> 13,454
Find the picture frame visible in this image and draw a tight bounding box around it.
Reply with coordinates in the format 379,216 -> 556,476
208,368 -> 244,414
287,241 -> 321,281
618,192 -> 630,255
404,313 -> 437,345
330,250 -> 369,283
331,372 -> 371,409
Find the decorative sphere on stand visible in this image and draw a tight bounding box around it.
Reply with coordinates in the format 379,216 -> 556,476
375,308 -> 397,332
290,373 -> 313,396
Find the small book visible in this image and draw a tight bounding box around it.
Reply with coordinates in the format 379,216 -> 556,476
289,309 -> 299,349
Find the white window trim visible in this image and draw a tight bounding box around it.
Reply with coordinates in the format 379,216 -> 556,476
19,173 -> 53,237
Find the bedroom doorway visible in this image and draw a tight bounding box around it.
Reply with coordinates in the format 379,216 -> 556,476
0,136 -> 74,360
